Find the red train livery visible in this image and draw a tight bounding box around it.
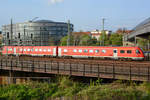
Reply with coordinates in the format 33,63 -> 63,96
2,46 -> 144,60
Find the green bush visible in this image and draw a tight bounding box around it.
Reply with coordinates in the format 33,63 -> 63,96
0,78 -> 150,100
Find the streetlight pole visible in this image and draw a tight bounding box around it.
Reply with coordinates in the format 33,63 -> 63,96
67,20 -> 70,46
122,28 -> 125,46
24,25 -> 26,46
102,18 -> 105,46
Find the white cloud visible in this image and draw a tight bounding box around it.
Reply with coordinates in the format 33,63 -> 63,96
48,0 -> 64,4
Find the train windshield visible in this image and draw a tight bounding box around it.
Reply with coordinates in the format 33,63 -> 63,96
136,50 -> 141,54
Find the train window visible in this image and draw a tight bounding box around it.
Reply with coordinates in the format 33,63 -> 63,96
39,49 -> 42,52
35,49 -> 38,52
20,49 -> 23,51
43,49 -> 47,52
127,50 -> 132,54
48,49 -> 51,52
95,50 -> 99,53
28,49 -> 30,51
24,49 -> 26,51
102,50 -> 106,53
8,48 -> 12,51
64,49 -> 68,52
89,50 -> 93,53
84,50 -> 88,53
73,49 -> 77,52
113,50 -> 117,53
136,50 -> 140,54
120,50 -> 125,53
79,50 -> 82,53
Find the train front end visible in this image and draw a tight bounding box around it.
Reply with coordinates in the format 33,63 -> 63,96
134,47 -> 144,60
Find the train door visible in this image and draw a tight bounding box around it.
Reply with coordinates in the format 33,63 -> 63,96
113,49 -> 118,58
53,48 -> 56,56
58,48 -> 61,57
14,48 -> 16,55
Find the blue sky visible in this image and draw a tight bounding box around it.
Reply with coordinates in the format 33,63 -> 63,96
0,0 -> 150,31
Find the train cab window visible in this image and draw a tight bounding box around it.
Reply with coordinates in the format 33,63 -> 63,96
95,50 -> 99,53
84,50 -> 88,53
20,49 -> 23,51
48,49 -> 51,52
136,50 -> 140,54
120,50 -> 125,53
79,50 -> 82,53
102,50 -> 106,53
64,49 -> 68,52
89,50 -> 93,53
127,50 -> 132,54
73,49 -> 77,52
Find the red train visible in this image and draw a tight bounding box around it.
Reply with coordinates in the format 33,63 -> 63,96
2,46 -> 144,60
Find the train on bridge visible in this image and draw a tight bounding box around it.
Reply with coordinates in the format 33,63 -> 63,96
1,46 -> 144,60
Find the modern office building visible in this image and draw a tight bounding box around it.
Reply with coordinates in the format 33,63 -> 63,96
2,20 -> 73,46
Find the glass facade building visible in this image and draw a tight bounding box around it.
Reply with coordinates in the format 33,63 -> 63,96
2,20 -> 73,46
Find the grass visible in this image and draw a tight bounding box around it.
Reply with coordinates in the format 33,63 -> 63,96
0,77 -> 150,100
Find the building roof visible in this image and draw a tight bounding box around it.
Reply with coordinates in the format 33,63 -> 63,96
73,32 -> 91,35
133,17 -> 150,30
34,20 -> 54,23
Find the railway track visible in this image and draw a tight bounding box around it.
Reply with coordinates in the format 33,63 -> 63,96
0,55 -> 150,67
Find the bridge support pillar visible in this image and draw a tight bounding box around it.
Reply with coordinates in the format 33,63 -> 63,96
135,36 -> 137,46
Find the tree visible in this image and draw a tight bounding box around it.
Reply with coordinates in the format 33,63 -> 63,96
110,33 -> 123,46
99,31 -> 111,46
79,34 -> 91,46
60,36 -> 68,46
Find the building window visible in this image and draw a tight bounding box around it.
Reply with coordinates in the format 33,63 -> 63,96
31,34 -> 33,39
7,32 -> 9,38
18,33 -> 20,38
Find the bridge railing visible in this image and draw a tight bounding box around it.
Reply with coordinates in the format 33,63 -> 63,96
0,58 -> 150,82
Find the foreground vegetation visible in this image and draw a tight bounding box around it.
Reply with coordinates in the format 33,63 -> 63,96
0,77 -> 150,100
